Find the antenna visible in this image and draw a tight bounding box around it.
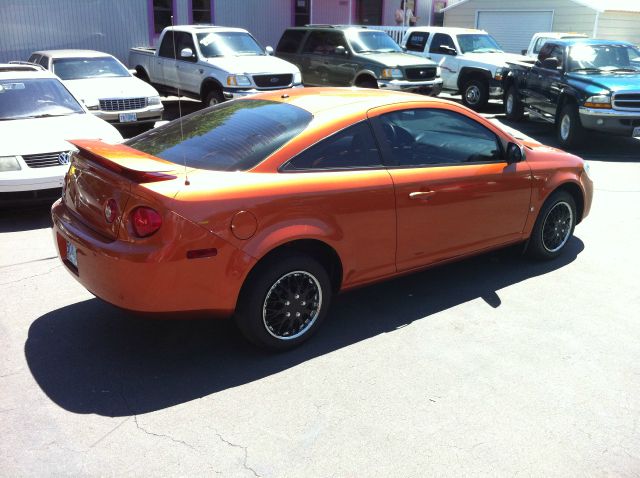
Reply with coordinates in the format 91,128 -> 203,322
170,15 -> 190,186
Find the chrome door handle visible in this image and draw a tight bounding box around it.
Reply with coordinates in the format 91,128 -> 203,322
409,191 -> 436,199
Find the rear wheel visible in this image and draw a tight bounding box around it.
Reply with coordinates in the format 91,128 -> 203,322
461,79 -> 489,110
504,86 -> 524,121
235,252 -> 332,351
527,190 -> 577,260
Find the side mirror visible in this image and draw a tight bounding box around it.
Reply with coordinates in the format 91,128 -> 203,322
335,45 -> 348,56
180,47 -> 193,59
265,46 -> 274,55
507,142 -> 524,163
541,57 -> 560,70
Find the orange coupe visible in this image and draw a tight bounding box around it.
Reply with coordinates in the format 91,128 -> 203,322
52,88 -> 593,350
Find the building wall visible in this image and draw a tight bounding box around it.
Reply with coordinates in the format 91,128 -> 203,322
444,0 -> 597,37
214,0 -> 292,48
0,0 -> 149,63
312,0 -> 353,26
597,11 -> 640,45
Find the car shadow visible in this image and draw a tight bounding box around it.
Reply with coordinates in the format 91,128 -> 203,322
25,238 -> 583,417
0,204 -> 52,233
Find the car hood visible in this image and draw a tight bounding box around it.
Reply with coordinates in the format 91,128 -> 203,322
566,71 -> 640,92
461,52 -> 534,68
63,76 -> 159,106
366,52 -> 437,67
203,55 -> 300,75
0,114 -> 123,156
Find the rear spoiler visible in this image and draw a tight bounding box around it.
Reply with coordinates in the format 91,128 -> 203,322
69,140 -> 178,183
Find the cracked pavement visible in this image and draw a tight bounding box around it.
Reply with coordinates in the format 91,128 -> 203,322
1,106 -> 640,477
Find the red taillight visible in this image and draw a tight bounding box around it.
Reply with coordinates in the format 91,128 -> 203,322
104,198 -> 118,223
131,207 -> 162,238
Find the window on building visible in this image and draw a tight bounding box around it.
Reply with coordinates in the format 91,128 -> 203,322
192,0 -> 212,24
294,0 -> 310,27
357,0 -> 383,25
152,0 -> 173,35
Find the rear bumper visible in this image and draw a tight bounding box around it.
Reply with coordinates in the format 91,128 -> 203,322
51,199 -> 256,316
579,107 -> 640,136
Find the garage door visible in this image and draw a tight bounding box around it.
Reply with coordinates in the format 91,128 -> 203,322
476,10 -> 553,54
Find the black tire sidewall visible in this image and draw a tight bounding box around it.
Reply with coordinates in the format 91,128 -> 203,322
234,253 -> 332,351
557,103 -> 585,147
527,191 -> 577,260
505,86 -> 524,120
462,79 -> 489,110
204,89 -> 224,107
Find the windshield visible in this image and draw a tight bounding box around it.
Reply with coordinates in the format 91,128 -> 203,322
457,34 -> 503,54
569,44 -> 640,72
126,100 -> 312,171
0,78 -> 84,120
196,32 -> 265,57
348,31 -> 402,53
52,57 -> 130,80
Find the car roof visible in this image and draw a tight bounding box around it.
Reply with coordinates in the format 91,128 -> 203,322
534,32 -> 588,38
32,49 -> 114,59
170,24 -> 249,34
551,38 -> 634,47
406,26 -> 485,35
0,66 -> 58,80
287,25 -> 379,32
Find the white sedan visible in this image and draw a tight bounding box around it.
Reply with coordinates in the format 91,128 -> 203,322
0,65 -> 122,202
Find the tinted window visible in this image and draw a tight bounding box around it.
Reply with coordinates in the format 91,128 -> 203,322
0,78 -> 84,120
127,100 -> 312,172
28,54 -> 41,64
174,32 -> 197,61
533,37 -> 550,54
53,57 -> 130,79
277,30 -> 306,54
406,32 -> 429,52
538,44 -> 564,69
429,33 -> 455,54
302,31 -> 347,55
378,108 -> 502,167
38,56 -> 49,69
282,121 -> 382,171
158,32 -> 175,58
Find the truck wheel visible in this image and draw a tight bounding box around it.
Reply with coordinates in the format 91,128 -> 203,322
557,103 -> 585,148
356,77 -> 378,89
203,89 -> 224,108
135,68 -> 150,83
504,86 -> 524,121
461,79 -> 489,110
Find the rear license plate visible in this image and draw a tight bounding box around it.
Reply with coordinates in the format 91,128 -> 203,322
119,112 -> 137,123
633,126 -> 640,138
66,241 -> 78,268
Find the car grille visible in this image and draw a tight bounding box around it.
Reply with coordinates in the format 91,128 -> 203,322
405,67 -> 437,81
613,92 -> 640,111
99,97 -> 147,111
253,74 -> 293,88
22,151 -> 68,168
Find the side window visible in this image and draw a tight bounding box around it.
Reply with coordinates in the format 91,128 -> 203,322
326,32 -> 348,56
406,32 -> 430,52
176,32 -> 197,62
302,31 -> 326,54
302,31 -> 346,56
158,33 -> 175,58
533,37 -> 550,54
377,108 -> 502,167
38,56 -> 49,69
537,42 -> 554,62
539,45 -> 563,70
28,54 -> 41,64
282,121 -> 382,171
429,33 -> 456,54
277,30 -> 306,54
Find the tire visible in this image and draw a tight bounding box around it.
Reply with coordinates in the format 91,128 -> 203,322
135,68 -> 150,83
234,252 -> 333,351
504,86 -> 524,121
527,190 -> 577,260
557,102 -> 585,148
356,77 -> 378,89
461,79 -> 489,110
203,88 -> 224,108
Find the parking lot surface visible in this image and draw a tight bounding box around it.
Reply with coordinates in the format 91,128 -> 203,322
1,97 -> 639,477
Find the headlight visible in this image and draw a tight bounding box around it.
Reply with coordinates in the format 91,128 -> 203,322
381,68 -> 403,79
494,68 -> 504,81
0,156 -> 21,172
584,95 -> 611,109
293,71 -> 302,84
227,74 -> 252,87
148,95 -> 162,105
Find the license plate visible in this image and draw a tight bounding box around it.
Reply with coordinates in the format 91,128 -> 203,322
119,112 -> 137,123
633,126 -> 640,138
66,241 -> 78,268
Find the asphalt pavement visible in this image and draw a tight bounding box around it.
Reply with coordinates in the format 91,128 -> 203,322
1,95 -> 639,477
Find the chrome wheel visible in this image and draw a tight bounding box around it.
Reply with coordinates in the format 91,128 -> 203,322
560,114 -> 571,141
506,92 -> 514,114
262,271 -> 322,340
542,201 -> 573,253
465,85 -> 481,105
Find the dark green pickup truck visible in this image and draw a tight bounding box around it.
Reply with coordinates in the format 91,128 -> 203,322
275,25 -> 443,95
503,38 -> 640,147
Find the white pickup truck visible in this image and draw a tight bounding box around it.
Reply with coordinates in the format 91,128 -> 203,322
129,25 -> 303,106
401,27 -> 533,110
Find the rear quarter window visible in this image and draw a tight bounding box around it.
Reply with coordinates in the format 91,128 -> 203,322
277,30 -> 306,54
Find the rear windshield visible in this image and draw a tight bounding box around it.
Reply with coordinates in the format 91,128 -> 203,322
126,100 -> 312,171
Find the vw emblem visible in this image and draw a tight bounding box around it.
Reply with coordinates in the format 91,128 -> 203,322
270,77 -> 279,84
58,151 -> 71,165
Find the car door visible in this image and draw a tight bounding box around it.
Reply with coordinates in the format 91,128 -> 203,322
299,30 -> 327,85
176,31 -> 202,95
427,33 -> 458,90
323,31 -> 358,86
524,43 -> 563,116
536,44 -> 565,117
369,105 -> 532,272
157,32 -> 180,90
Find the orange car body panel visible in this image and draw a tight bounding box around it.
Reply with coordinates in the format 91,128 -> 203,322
51,88 -> 593,316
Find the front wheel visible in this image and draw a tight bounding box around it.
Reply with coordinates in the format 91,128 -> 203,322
527,191 -> 577,260
234,253 -> 332,351
461,79 -> 489,110
203,89 -> 224,108
557,103 -> 585,148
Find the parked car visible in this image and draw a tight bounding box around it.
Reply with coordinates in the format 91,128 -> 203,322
400,27 -> 534,109
503,38 -> 640,147
523,32 -> 588,58
0,64 -> 122,204
51,87 -> 592,350
130,25 -> 303,107
28,50 -> 164,131
276,25 -> 443,95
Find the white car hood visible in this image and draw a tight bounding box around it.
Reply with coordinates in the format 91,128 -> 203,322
462,52 -> 533,68
64,76 -> 159,105
0,114 -> 123,156
204,55 -> 300,75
